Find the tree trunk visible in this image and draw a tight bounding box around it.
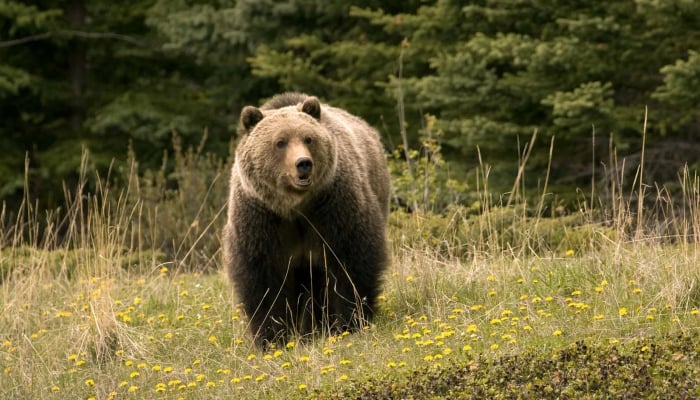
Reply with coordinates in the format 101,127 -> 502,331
65,0 -> 86,134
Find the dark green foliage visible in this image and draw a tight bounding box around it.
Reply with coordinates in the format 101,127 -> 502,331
315,334 -> 700,399
0,1 -> 249,208
2,0 -> 700,215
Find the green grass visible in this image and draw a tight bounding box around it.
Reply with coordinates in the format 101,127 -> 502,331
2,148 -> 700,399
2,227 -> 699,399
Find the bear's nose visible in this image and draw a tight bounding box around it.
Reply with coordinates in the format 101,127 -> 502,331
295,157 -> 313,178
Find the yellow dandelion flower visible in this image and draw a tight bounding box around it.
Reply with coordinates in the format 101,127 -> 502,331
299,356 -> 309,362
565,249 -> 574,256
297,384 -> 307,391
127,386 -> 139,393
208,335 -> 217,343
490,343 -> 499,351
84,379 -> 95,387
340,359 -> 351,365
619,307 -> 628,317
405,276 -> 414,282
691,309 -> 699,315
552,330 -> 563,336
466,324 -> 478,333
50,385 -> 60,392
130,371 -> 140,378
286,341 -> 296,349
462,344 -> 472,351
152,365 -> 161,372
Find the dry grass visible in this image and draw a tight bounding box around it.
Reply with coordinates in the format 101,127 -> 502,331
1,137 -> 700,398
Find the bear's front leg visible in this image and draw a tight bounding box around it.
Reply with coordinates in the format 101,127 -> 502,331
224,203 -> 295,347
323,220 -> 389,333
238,270 -> 291,347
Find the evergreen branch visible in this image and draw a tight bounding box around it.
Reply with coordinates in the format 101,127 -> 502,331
0,30 -> 144,48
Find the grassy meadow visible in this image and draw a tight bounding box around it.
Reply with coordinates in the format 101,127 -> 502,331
1,146 -> 700,399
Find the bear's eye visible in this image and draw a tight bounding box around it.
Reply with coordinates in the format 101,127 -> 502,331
276,140 -> 287,149
304,137 -> 313,145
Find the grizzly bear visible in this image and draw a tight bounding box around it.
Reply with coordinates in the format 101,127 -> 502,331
222,93 -> 390,346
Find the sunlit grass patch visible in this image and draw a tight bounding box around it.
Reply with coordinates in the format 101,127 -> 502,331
6,235 -> 699,399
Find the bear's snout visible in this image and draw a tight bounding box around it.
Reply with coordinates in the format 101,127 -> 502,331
295,157 -> 313,179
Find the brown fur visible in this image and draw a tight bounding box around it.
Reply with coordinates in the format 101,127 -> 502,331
222,93 -> 390,346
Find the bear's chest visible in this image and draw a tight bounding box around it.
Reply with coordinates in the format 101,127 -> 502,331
275,218 -> 328,268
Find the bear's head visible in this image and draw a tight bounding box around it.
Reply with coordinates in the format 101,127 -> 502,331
234,96 -> 338,217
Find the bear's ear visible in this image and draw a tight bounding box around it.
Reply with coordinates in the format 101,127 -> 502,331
300,97 -> 321,120
240,106 -> 264,134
